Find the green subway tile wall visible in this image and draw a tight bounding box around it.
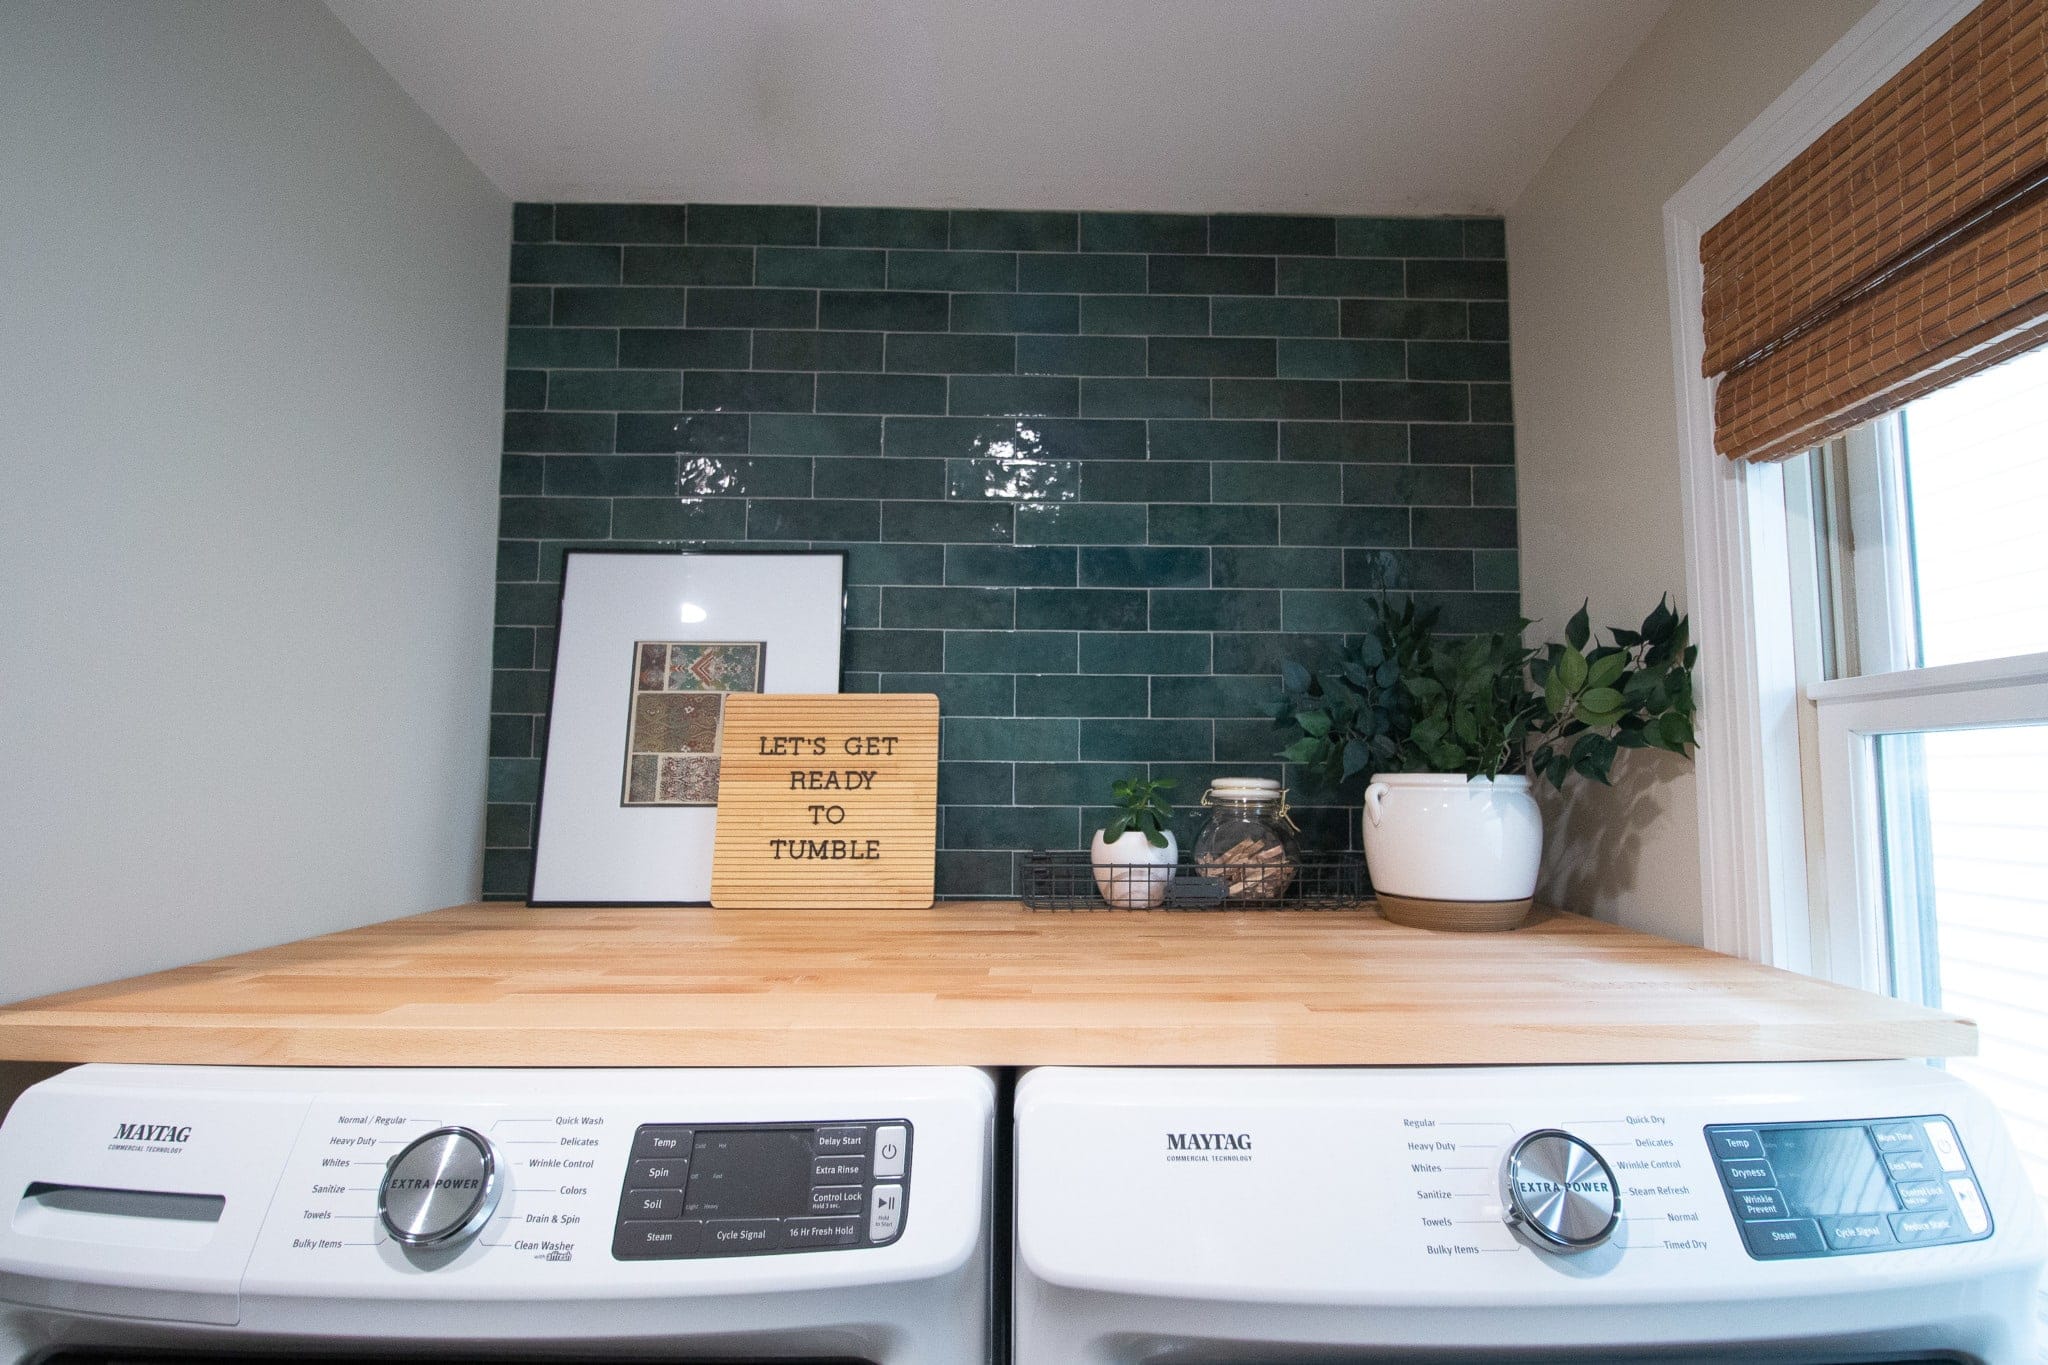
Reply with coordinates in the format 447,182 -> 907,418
488,204 -> 1517,901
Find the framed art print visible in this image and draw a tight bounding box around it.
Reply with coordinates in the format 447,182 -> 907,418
529,551 -> 845,904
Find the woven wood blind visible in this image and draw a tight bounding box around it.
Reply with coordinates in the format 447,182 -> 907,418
1700,0 -> 2048,462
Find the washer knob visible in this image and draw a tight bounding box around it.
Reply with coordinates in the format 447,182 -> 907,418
1502,1129 -> 1621,1252
378,1126 -> 501,1250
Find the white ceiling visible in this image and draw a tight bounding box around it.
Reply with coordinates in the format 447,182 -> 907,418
326,0 -> 1671,215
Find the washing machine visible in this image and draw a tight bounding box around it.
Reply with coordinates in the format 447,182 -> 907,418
1014,1062 -> 2046,1363
0,1064 -> 995,1363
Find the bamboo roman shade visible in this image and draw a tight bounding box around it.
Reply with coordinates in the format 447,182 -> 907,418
1701,0 -> 2048,462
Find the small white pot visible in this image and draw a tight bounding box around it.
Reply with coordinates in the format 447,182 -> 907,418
1089,829 -> 1178,909
1361,774 -> 1542,925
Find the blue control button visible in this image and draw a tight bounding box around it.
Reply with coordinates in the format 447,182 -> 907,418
1892,1208 -> 1960,1242
1710,1129 -> 1766,1160
1720,1159 -> 1776,1188
1820,1214 -> 1895,1251
1743,1218 -> 1826,1257
1885,1151 -> 1934,1181
1895,1179 -> 1948,1210
1869,1121 -> 1922,1152
1733,1187 -> 1788,1220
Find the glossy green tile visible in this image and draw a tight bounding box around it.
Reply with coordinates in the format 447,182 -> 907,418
755,247 -> 885,289
1210,546 -> 1342,589
744,499 -> 880,541
1413,590 -> 1521,633
1409,341 -> 1510,381
1016,673 -> 1148,717
512,203 -> 553,242
614,411 -> 747,453
885,416 -> 1146,461
503,454 -> 541,498
553,287 -> 689,326
494,582 -> 559,625
844,627 -> 943,672
1281,590 -> 1385,633
950,210 -> 1076,252
1211,214 -> 1335,256
609,497 -> 748,540
485,796 -> 533,847
882,586 -> 1014,629
951,292 -> 1079,334
1150,674 -> 1277,717
1080,377 -> 1210,418
946,545 -> 1077,587
1016,335 -> 1144,376
1469,301 -> 1509,341
509,287 -> 550,325
1472,466 -> 1515,506
489,713 -> 533,757
1340,299 -> 1467,339
818,290 -> 950,333
555,204 -> 688,242
500,496 -> 609,539
1210,297 -> 1339,336
1406,259 -> 1508,300
505,369 -> 545,409
1344,464 -> 1468,507
1344,548 -> 1476,591
1149,504 -> 1276,545
1279,505 -> 1408,546
814,371 -> 946,414
943,718 -> 1077,762
1017,253 -> 1146,294
684,370 -> 814,413
497,539 -> 539,581
887,333 -> 1015,374
511,243 -> 620,285
1149,589 -> 1279,632
1342,381 -> 1467,422
888,250 -> 1015,291
1413,507 -> 1516,548
950,375 -> 1078,417
1150,254 -> 1274,295
1276,339 -> 1402,380
689,203 -> 817,245
1078,719 -> 1211,763
1016,588 -> 1147,631
939,760 -> 1016,805
542,454 -> 678,497
814,456 -> 942,501
1334,217 -> 1464,258
1148,419 -> 1276,462
504,412 -> 613,452
551,370 -> 681,410
1079,211 -> 1206,253
1470,384 -> 1514,422
687,455 -> 814,498
750,413 -> 880,456
1013,762 -> 1129,807
945,457 -> 1079,502
882,500 -> 1015,543
1148,337 -> 1275,377
1079,461 -> 1208,504
838,542 -> 945,584
1081,295 -> 1207,336
946,630 -> 1077,674
1276,257 -> 1404,297
1473,548 -> 1518,592
1280,421 -> 1406,462
1013,503 -> 1149,545
687,287 -> 818,329
1213,460 -> 1339,504
935,850 -> 1015,898
1077,547 -> 1208,588
1075,631 -> 1209,674
621,245 -> 754,286
493,625 -> 534,672
752,330 -> 884,372
613,328 -> 746,370
1211,631 -> 1348,676
820,207 -> 950,248
482,847 -> 534,897
1213,379 -> 1339,420
943,803 -> 1080,850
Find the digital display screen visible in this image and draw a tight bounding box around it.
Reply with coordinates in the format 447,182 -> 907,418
684,1128 -> 813,1218
1760,1126 -> 1900,1217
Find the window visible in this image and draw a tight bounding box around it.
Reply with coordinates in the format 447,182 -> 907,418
1782,344 -> 2048,1342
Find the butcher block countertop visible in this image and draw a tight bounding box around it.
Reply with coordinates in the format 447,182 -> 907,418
0,902 -> 1972,1067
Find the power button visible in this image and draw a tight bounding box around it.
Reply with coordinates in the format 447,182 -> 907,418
874,1124 -> 908,1178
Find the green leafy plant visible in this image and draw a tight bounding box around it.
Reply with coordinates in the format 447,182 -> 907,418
1270,597 -> 1697,790
1101,776 -> 1178,848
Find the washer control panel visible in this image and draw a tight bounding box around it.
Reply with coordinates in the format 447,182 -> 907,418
1706,1114 -> 1993,1259
613,1119 -> 911,1260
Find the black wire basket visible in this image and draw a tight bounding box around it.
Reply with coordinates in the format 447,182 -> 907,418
1022,849 -> 1369,912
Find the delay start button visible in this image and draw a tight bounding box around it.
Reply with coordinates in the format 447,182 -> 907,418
379,1126 -> 501,1250
1502,1129 -> 1621,1253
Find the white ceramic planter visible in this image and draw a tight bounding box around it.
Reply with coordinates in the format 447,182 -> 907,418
1089,829 -> 1178,909
1361,773 -> 1542,929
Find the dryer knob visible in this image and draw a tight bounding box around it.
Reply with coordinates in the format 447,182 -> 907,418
378,1126 -> 502,1251
1501,1128 -> 1621,1253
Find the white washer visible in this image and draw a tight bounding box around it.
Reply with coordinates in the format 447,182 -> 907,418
1015,1062 -> 2046,1363
0,1065 -> 994,1363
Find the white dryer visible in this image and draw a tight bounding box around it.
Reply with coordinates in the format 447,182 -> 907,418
0,1064 -> 994,1363
1014,1062 -> 2046,1363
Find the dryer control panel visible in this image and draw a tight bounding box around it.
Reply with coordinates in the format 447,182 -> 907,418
1706,1114 -> 1992,1259
612,1120 -> 911,1259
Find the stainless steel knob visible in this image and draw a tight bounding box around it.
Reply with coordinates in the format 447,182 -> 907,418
1502,1129 -> 1620,1252
378,1126 -> 501,1250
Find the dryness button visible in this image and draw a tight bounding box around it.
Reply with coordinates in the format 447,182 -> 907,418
869,1183 -> 903,1241
874,1125 -> 908,1178
1924,1119 -> 1967,1173
1949,1177 -> 1990,1235
1719,1159 -> 1776,1189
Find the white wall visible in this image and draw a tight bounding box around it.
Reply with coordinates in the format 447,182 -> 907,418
1507,0 -> 1877,944
0,1 -> 508,1003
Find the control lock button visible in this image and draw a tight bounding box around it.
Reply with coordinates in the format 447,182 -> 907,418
631,1126 -> 693,1160
1892,1207 -> 1960,1242
1924,1119 -> 1967,1173
809,1184 -> 866,1214
1742,1218 -> 1826,1258
1733,1188 -> 1789,1220
1869,1121 -> 1922,1152
1820,1214 -> 1894,1251
1719,1160 -> 1776,1189
869,1183 -> 903,1241
629,1157 -> 688,1189
1894,1179 -> 1947,1210
1884,1151 -> 1934,1181
1948,1178 -> 1990,1235
1709,1129 -> 1765,1160
874,1125 -> 909,1178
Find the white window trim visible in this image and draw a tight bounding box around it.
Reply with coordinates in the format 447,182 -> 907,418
1662,0 -> 1980,981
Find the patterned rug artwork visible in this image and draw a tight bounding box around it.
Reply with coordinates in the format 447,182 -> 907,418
622,641 -> 764,806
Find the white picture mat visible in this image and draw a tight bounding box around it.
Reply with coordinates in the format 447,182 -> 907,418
530,552 -> 844,903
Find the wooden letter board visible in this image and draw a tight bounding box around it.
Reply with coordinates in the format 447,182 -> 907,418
710,693 -> 939,909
